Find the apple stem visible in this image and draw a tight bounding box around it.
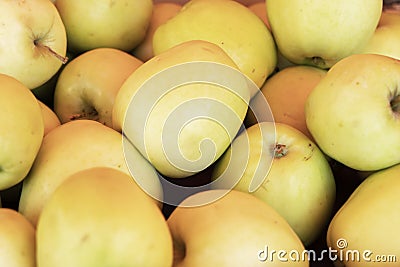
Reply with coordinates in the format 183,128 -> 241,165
273,143 -> 288,158
35,41 -> 68,64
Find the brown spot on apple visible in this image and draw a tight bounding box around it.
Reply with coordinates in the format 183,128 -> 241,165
273,143 -> 288,158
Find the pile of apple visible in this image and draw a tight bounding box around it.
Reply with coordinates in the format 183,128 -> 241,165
0,0 -> 400,266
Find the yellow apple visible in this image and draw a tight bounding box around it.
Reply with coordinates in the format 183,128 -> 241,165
211,122 -> 336,246
152,0 -> 277,89
0,0 -> 68,89
0,208 -> 35,267
247,65 -> 327,140
360,10 -> 400,60
305,53 -> 400,171
36,167 -> 173,267
113,40 -> 253,179
18,119 -> 163,227
54,47 -> 143,128
55,0 -> 153,53
132,2 -> 182,62
167,189 -> 308,266
266,0 -> 382,69
327,163 -> 400,267
37,100 -> 61,136
0,74 -> 44,190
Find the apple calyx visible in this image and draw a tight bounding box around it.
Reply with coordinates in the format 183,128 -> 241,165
273,143 -> 288,158
308,56 -> 327,69
173,241 -> 185,266
391,93 -> 400,114
69,109 -> 99,122
34,39 -> 69,64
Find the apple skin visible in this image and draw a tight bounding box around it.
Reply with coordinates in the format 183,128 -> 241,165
360,11 -> 400,60
36,167 -> 172,267
18,119 -> 163,227
54,47 -> 143,128
327,163 -> 400,267
37,100 -> 61,136
167,189 -> 308,267
152,0 -> 277,89
266,0 -> 382,69
113,40 -> 251,179
132,2 -> 182,62
0,74 -> 44,191
211,122 -> 336,246
305,53 -> 400,171
0,208 -> 35,267
0,0 -> 67,89
54,0 -> 153,53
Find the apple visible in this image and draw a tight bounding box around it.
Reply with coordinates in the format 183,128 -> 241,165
0,74 -> 44,191
326,163 -> 400,267
246,65 -> 327,140
305,53 -> 400,171
132,2 -> 182,62
36,167 -> 172,267
167,189 -> 308,267
54,0 -> 153,53
18,119 -> 163,227
53,47 -> 143,128
152,0 -> 277,89
360,10 -> 400,60
247,1 -> 270,31
0,208 -> 35,267
37,100 -> 61,136
266,0 -> 382,69
0,0 -> 68,89
211,122 -> 336,246
113,40 -> 253,179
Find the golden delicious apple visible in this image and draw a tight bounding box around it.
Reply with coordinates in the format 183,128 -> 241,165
0,208 -> 35,267
38,100 -> 61,136
19,119 -> 163,227
266,0 -> 382,69
152,0 -> 277,89
36,167 -> 173,267
113,40 -> 254,179
55,0 -> 153,53
305,53 -> 400,171
247,65 -> 327,140
327,163 -> 400,267
211,122 -> 336,246
0,0 -> 68,89
54,47 -> 143,128
0,74 -> 44,190
360,11 -> 400,60
132,2 -> 182,62
167,189 -> 308,267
